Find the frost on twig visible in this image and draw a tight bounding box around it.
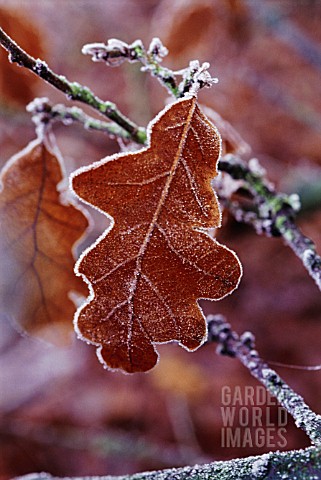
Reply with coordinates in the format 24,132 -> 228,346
82,39 -> 147,66
26,97 -> 132,140
207,314 -> 321,446
217,153 -> 321,291
10,316 -> 321,479
82,38 -> 217,97
82,37 -> 177,96
177,60 -> 218,96
0,27 -> 146,145
13,445 -> 321,479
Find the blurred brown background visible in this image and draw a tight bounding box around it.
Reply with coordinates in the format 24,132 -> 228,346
1,0 -> 321,478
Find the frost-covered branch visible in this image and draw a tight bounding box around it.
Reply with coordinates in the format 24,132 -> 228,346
26,98 -> 132,140
82,38 -> 217,97
0,29 -> 216,142
12,316 -> 321,480
207,314 -> 321,446
218,154 -> 321,291
0,28 -> 146,144
13,446 -> 321,479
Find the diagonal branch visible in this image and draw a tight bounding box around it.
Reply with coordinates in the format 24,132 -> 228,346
11,446 -> 321,480
218,154 -> 321,291
26,98 -> 133,140
207,314 -> 321,446
10,316 -> 321,479
82,38 -> 217,98
0,27 -> 147,145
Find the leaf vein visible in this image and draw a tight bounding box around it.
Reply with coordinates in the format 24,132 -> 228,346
141,272 -> 180,336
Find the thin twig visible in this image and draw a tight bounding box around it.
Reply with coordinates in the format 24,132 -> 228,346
218,154 -> 321,291
82,38 -> 179,97
0,27 -> 146,145
82,38 -> 217,98
207,314 -> 321,446
26,98 -> 133,140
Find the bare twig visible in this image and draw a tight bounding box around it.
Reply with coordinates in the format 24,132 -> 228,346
0,27 -> 146,145
0,29 -> 216,143
26,98 -> 133,140
218,154 -> 321,291
207,314 -> 321,446
82,38 -> 179,97
10,316 -> 321,479
82,38 -> 217,97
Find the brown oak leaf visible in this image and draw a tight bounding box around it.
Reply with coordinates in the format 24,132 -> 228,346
0,135 -> 89,344
71,97 -> 242,373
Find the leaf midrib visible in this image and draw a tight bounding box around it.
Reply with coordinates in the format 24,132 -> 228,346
126,98 -> 196,353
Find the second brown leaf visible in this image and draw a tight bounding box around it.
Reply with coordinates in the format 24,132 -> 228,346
0,135 -> 89,344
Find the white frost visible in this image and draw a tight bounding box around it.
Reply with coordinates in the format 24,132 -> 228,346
251,453 -> 271,477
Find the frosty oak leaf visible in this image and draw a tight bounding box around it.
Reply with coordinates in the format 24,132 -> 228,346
71,96 -> 242,373
0,136 -> 89,344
